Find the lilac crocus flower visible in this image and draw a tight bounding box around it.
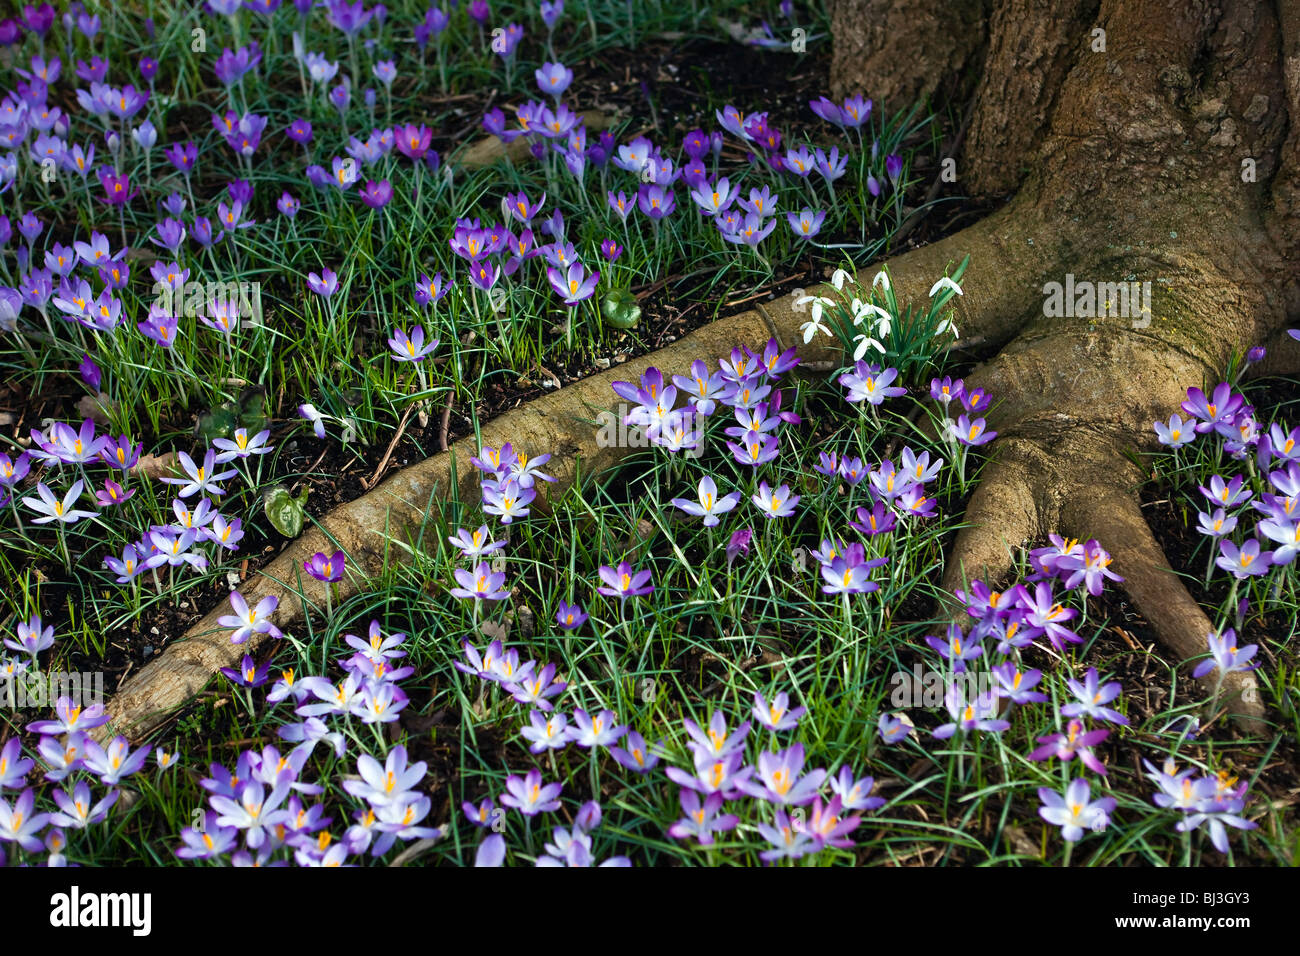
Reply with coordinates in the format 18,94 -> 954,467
953,414 -> 997,447
449,563 -> 510,601
610,730 -> 662,773
546,261 -> 599,307
388,325 -> 439,362
932,682 -> 1010,738
555,600 -> 588,630
535,62 -> 573,98
83,736 -> 149,786
1060,668 -> 1129,725
1029,718 -> 1110,775
990,661 -> 1048,705
0,789 -> 50,852
752,691 -> 807,732
448,526 -> 506,561
1039,778 -> 1115,841
752,481 -> 799,519
667,790 -> 739,845
27,696 -> 108,736
217,591 -> 283,644
840,363 -> 906,405
25,480 -> 96,525
597,561 -> 653,599
162,448 -> 238,498
567,708 -> 626,749
1191,628 -> 1259,679
299,403 -> 327,439
504,662 -> 566,710
6,614 -> 53,658
787,207 -> 825,239
500,768 -> 562,816
1057,539 -> 1123,597
1215,538 -> 1273,579
924,623 -> 984,673
828,767 -> 886,812
670,475 -> 740,527
1154,413 -> 1195,448
307,267 -> 339,297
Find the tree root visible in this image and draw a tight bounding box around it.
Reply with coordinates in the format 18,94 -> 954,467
99,308 -> 837,742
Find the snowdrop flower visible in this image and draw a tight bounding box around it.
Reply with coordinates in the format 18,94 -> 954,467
830,268 -> 852,291
853,300 -> 892,331
872,270 -> 890,293
795,295 -> 835,343
929,276 -> 963,298
852,333 -> 886,361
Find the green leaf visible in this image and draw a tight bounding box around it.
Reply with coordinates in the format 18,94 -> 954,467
264,485 -> 308,538
601,289 -> 641,329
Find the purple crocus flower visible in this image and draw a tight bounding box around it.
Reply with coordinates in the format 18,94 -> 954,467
840,363 -> 906,405
610,730 -> 662,773
555,600 -> 588,630
787,207 -> 826,239
1191,628 -> 1259,679
1038,778 -> 1114,841
597,560 -> 653,599
27,702 -> 107,738
388,325 -> 439,362
304,550 -> 345,583
667,790 -> 739,845
394,123 -> 433,161
535,62 -> 573,98
217,591 -> 283,644
924,623 -> 984,673
932,682 -> 1009,738
307,267 -> 339,297
220,654 -> 272,688
449,562 -> 510,601
1216,538 -> 1273,579
503,661 -> 566,710
0,789 -> 50,852
1029,718 -> 1110,775
546,261 -> 599,306
1060,668 -> 1129,725
752,691 -> 806,732
500,768 -> 562,816
359,179 -> 393,208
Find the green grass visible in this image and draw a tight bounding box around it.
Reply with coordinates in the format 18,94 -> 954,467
0,0 -> 1294,868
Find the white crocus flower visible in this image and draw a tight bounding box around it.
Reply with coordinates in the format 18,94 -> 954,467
929,276 -> 963,298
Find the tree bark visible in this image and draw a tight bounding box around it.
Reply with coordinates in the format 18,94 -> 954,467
826,0 -> 1300,728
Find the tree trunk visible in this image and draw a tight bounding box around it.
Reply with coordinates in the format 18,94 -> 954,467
824,0 -> 1300,727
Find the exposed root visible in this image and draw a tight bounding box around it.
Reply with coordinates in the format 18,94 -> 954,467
1063,489 -> 1267,731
